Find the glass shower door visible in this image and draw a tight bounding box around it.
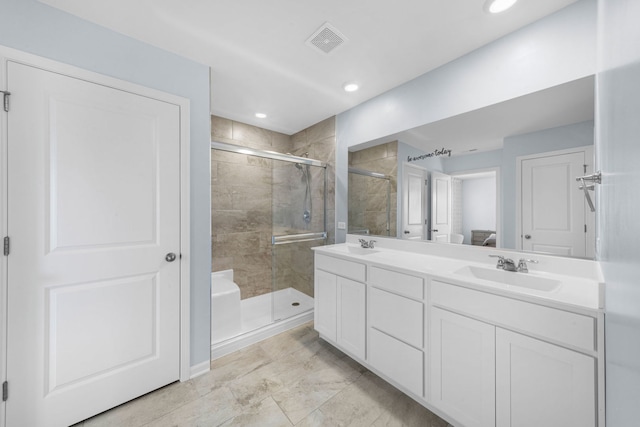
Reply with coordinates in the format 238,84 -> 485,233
271,156 -> 327,322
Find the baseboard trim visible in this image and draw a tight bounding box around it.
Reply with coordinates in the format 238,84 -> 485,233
211,310 -> 314,360
189,360 -> 210,379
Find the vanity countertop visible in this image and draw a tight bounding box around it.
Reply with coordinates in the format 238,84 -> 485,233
313,237 -> 604,314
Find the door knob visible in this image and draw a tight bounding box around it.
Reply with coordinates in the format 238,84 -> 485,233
524,235 -> 531,240
165,252 -> 177,262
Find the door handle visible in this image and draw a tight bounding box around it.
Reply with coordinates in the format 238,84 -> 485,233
524,235 -> 531,240
404,230 -> 410,234
165,252 -> 177,262
432,229 -> 439,232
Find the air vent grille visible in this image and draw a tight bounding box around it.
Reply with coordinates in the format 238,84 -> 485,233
306,22 -> 347,54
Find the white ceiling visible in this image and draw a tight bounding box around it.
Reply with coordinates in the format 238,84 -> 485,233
40,0 -> 578,135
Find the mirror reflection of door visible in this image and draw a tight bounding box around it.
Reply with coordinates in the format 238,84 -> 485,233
402,163 -> 426,239
518,146 -> 594,257
430,171 -> 452,242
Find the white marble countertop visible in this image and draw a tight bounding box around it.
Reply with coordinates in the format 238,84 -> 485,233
313,236 -> 604,315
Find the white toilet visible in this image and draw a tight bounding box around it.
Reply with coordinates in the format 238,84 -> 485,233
211,269 -> 241,343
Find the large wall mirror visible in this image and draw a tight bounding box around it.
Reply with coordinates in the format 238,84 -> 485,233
347,75 -> 595,259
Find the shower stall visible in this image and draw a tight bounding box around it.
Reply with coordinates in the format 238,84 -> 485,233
210,141 -> 327,358
348,167 -> 392,236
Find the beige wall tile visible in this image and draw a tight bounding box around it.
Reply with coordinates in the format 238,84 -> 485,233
212,116 -> 233,140
306,117 -> 335,144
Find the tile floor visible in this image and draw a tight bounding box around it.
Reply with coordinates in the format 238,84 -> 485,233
77,322 -> 450,427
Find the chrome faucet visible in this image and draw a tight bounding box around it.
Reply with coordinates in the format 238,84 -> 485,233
358,239 -> 377,249
516,258 -> 538,273
490,255 -> 538,272
489,255 -> 517,271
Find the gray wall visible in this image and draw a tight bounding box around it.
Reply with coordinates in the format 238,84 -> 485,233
597,0 -> 640,425
0,0 -> 212,367
336,0 -> 597,242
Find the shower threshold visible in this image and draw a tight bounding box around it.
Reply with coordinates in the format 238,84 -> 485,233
211,287 -> 314,360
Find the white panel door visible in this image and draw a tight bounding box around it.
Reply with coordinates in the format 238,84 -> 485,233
6,61 -> 181,427
431,172 -> 452,242
521,151 -> 586,257
496,328 -> 596,427
402,164 -> 426,239
430,307 -> 495,427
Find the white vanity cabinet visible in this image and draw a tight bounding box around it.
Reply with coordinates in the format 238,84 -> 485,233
313,243 -> 603,427
314,254 -> 367,360
430,280 -> 597,427
430,306 -> 496,427
495,328 -> 595,427
314,269 -> 337,341
368,266 -> 425,397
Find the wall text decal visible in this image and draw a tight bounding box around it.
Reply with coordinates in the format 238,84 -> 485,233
407,148 -> 452,162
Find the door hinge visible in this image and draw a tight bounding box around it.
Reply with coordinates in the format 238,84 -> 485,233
1,90 -> 9,112
584,164 -> 588,174
585,224 -> 588,233
2,381 -> 7,402
3,236 -> 8,256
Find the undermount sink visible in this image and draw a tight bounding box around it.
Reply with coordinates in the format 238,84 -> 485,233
455,265 -> 560,292
336,245 -> 380,255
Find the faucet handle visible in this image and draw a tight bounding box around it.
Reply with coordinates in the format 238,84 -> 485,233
517,258 -> 538,273
369,240 -> 377,249
489,254 -> 505,269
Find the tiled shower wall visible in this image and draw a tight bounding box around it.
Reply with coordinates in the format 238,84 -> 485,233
348,141 -> 398,237
211,115 -> 336,299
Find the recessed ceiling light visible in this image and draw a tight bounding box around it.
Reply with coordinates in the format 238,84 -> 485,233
484,0 -> 518,14
343,82 -> 359,92
255,113 -> 267,119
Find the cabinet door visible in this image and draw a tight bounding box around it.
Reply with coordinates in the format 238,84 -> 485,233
369,328 -> 423,397
336,277 -> 366,360
496,328 -> 596,427
314,269 -> 337,342
430,307 -> 495,427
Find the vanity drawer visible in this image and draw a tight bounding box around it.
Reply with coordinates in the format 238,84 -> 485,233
369,328 -> 423,397
316,254 -> 366,282
370,266 -> 424,300
431,280 -> 596,352
370,287 -> 424,348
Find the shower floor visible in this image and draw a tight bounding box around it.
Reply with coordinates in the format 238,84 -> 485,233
241,287 -> 314,332
211,287 -> 314,359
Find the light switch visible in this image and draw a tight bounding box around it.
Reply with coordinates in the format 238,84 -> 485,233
337,221 -> 346,230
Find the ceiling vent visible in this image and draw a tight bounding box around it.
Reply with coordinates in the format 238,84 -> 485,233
306,22 -> 347,54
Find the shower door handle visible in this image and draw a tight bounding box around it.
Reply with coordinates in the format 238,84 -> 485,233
165,252 -> 177,262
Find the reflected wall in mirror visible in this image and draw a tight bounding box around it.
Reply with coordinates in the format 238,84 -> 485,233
347,141 -> 397,237
347,77 -> 596,259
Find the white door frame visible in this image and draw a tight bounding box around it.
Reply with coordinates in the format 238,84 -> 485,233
401,162 -> 427,240
450,167 -> 501,248
515,145 -> 593,254
0,45 -> 192,424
